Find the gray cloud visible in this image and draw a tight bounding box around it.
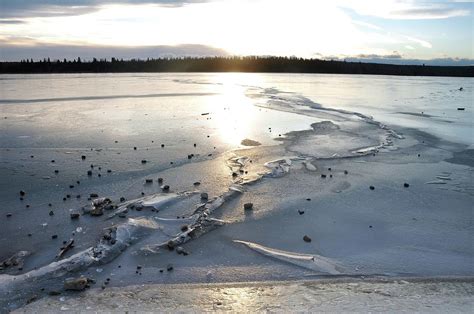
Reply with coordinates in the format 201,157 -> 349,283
0,19 -> 26,24
356,52 -> 403,59
0,0 -> 210,18
0,41 -> 228,61
314,51 -> 473,66
345,57 -> 473,66
389,7 -> 470,19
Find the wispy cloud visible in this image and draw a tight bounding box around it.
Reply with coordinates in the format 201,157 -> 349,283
403,35 -> 433,48
338,0 -> 471,20
0,0 -> 211,18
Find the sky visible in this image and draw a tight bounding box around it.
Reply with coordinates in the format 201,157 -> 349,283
0,0 -> 472,65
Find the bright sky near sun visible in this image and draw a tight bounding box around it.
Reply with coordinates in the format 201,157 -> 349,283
0,0 -> 472,64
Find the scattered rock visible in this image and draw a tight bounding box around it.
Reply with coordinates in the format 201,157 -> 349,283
133,147 -> 137,150
6,213 -> 12,218
193,181 -> 201,186
457,108 -> 465,111
176,246 -> 189,256
303,235 -> 312,242
90,193 -> 99,198
240,139 -> 261,146
161,185 -> 170,192
120,197 -> 126,202
0,251 -> 30,271
244,203 -> 253,210
87,170 -> 92,176
166,264 -> 174,271
19,190 -> 26,196
141,159 -> 147,164
321,174 -> 327,178
49,210 -> 54,216
64,277 -> 92,291
344,170 -> 348,175
369,186 -> 375,190
48,291 -> 61,296
70,212 -> 80,219
57,239 -> 75,258
180,225 -> 188,232
145,179 -> 153,184
81,155 -> 86,160
200,192 -> 209,200
404,183 -> 410,188
298,210 -> 305,215
90,197 -> 112,216
167,240 -> 176,251
51,235 -> 58,239
26,295 -> 38,304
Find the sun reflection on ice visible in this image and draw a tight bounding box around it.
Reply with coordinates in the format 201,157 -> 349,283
209,73 -> 263,146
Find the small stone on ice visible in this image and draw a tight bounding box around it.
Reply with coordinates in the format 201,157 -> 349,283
244,203 -> 253,210
303,235 -> 312,242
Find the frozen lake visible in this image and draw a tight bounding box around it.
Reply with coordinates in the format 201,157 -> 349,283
0,73 -> 472,311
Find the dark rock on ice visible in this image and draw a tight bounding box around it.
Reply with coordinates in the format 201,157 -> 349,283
64,277 -> 92,291
244,203 -> 253,210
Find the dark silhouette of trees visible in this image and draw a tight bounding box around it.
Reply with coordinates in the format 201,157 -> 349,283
0,56 -> 472,77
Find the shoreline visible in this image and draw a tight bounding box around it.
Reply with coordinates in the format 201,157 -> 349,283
16,276 -> 474,312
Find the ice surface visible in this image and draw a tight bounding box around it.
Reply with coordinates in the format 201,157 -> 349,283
0,73 -> 472,311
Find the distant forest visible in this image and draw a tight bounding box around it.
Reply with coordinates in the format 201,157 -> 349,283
1,56 -> 473,77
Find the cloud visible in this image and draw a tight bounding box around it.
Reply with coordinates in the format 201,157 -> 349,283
403,35 -> 433,48
356,51 -> 403,59
0,19 -> 26,24
0,41 -> 228,61
0,0 -> 210,18
389,7 -> 470,19
324,53 -> 474,66
338,0 -> 471,20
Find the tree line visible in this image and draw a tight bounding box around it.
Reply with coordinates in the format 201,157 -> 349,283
0,56 -> 472,77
